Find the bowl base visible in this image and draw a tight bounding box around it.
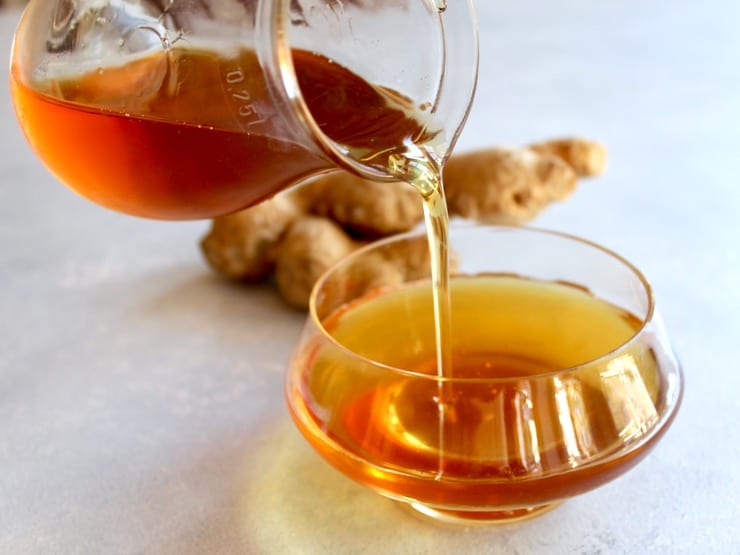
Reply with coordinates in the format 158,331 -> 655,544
406,501 -> 562,525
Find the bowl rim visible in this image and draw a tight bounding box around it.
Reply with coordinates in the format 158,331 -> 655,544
307,222 -> 658,383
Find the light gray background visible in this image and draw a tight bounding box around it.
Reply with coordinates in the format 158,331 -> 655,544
1,1 -> 738,553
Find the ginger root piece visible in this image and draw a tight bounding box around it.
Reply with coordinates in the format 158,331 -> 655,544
295,136 -> 606,232
529,138 -> 608,178
274,216 -> 360,309
313,236 -> 433,315
293,172 -> 423,236
200,137 -> 608,309
200,194 -> 300,281
275,220 -> 446,310
443,147 -> 577,224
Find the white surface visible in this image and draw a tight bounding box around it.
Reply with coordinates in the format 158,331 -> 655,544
1,1 -> 739,553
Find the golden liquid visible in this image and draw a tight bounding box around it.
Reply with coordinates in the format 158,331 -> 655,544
288,276 -> 669,512
388,155 -> 452,478
388,155 -> 452,378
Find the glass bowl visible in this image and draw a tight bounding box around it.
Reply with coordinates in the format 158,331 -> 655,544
285,225 -> 683,525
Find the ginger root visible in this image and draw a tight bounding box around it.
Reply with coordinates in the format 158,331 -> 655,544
200,137 -> 607,309
273,217 -> 442,309
292,174 -> 424,237
529,137 -> 608,178
274,216 -> 360,309
200,195 -> 301,281
443,147 -> 576,224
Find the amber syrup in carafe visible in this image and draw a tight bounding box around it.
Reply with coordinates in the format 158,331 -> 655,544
10,48 -> 433,219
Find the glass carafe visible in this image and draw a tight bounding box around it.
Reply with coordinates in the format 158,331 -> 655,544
10,0 -> 478,219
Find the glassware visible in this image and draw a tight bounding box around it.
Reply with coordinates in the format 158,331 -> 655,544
285,225 -> 683,525
10,0 -> 478,219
